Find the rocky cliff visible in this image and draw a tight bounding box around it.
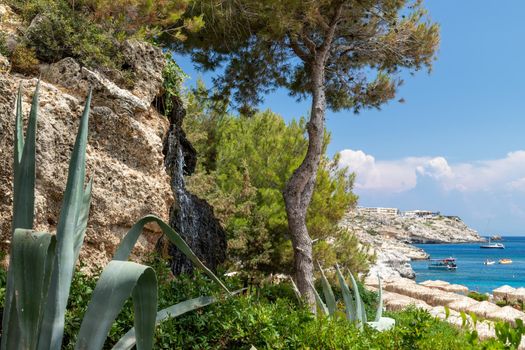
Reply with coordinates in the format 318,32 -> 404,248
0,51 -> 172,268
0,4 -> 226,271
340,211 -> 484,281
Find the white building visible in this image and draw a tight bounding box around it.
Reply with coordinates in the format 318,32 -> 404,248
356,207 -> 400,218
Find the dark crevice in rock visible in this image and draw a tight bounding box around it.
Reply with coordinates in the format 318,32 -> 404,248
162,95 -> 226,274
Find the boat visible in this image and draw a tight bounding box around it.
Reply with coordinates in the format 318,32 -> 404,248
480,238 -> 505,249
483,259 -> 496,265
428,257 -> 457,271
499,259 -> 512,265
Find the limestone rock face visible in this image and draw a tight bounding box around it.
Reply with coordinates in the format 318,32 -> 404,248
0,49 -> 172,269
43,57 -> 151,115
121,39 -> 166,104
0,53 -> 9,73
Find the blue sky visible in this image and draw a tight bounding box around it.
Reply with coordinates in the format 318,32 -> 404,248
174,0 -> 525,235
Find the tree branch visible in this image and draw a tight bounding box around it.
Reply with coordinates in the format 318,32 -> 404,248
288,35 -> 311,62
318,2 -> 344,62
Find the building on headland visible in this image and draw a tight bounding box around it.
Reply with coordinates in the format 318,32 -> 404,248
356,206 -> 400,218
356,207 -> 440,218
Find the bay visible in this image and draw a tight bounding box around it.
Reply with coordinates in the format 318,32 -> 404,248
410,237 -> 525,293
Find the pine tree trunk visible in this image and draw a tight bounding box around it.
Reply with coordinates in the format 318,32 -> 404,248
283,60 -> 326,311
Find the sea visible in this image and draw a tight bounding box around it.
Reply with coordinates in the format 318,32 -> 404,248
410,237 -> 525,293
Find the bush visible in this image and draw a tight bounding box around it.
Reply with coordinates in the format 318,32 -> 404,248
10,44 -> 39,74
0,32 -> 9,56
468,291 -> 489,302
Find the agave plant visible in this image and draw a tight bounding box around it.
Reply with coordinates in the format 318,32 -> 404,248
2,83 -> 232,350
311,262 -> 395,332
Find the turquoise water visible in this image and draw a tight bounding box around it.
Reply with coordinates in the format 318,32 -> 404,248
410,237 -> 525,293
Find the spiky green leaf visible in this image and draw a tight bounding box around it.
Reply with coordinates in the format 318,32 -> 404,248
375,274 -> 383,322
317,262 -> 336,316
12,81 -> 38,233
308,280 -> 328,316
2,82 -> 39,350
112,296 -> 216,350
38,90 -> 92,349
347,269 -> 366,328
11,229 -> 55,350
113,215 -> 231,294
335,264 -> 355,322
288,276 -> 302,302
75,261 -> 157,350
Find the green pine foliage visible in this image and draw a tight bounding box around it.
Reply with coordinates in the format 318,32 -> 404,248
183,83 -> 370,279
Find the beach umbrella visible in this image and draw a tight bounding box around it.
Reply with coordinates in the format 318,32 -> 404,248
382,290 -> 432,311
440,284 -> 469,294
429,292 -> 464,306
387,298 -> 431,312
466,301 -> 501,318
508,287 -> 525,303
475,321 -> 496,340
447,297 -> 479,312
420,280 -> 450,288
492,285 -> 516,301
487,306 -> 525,325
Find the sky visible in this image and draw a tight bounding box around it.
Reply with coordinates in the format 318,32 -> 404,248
174,0 -> 525,236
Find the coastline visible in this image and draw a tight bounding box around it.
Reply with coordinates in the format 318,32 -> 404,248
341,209 -> 484,282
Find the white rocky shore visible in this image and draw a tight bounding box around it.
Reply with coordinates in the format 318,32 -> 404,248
340,209 -> 484,281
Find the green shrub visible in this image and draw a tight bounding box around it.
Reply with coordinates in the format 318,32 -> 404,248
496,300 -> 508,307
468,291 -> 489,302
10,44 -> 39,74
0,32 -> 9,56
2,261 -> 518,349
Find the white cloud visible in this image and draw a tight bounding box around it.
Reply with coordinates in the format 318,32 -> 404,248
339,149 -> 525,194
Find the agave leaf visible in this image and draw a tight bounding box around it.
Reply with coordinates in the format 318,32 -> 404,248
11,229 -> 56,350
38,90 -> 92,349
308,280 -> 328,316
75,261 -> 157,350
1,83 -> 39,350
14,83 -> 24,166
317,262 -> 337,316
112,296 -> 216,350
73,178 -> 93,262
347,268 -> 366,328
335,264 -> 355,322
12,81 -> 38,232
288,276 -> 302,302
113,215 -> 231,294
375,274 -> 383,322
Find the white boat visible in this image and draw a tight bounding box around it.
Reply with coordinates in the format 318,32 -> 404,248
483,259 -> 495,265
480,238 -> 505,249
